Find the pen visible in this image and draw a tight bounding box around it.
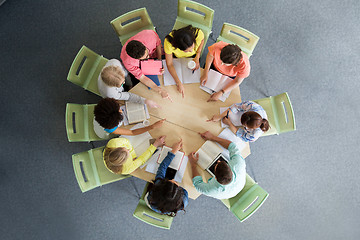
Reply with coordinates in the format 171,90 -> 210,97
225,110 -> 229,119
192,69 -> 195,74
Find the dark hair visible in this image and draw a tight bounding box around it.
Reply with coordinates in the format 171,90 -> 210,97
94,98 -> 123,129
148,179 -> 185,216
241,111 -> 270,132
126,40 -> 146,59
214,161 -> 233,185
220,44 -> 243,65
165,25 -> 199,51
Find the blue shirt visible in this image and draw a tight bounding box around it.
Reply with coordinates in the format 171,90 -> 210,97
230,101 -> 268,142
147,152 -> 189,214
192,143 -> 246,199
104,126 -> 117,133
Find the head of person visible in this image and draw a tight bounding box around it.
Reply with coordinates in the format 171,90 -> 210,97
103,147 -> 130,173
220,44 -> 243,66
94,98 -> 123,129
125,40 -> 148,59
166,25 -> 199,52
101,65 -> 125,87
214,161 -> 233,185
241,111 -> 270,132
149,179 -> 185,216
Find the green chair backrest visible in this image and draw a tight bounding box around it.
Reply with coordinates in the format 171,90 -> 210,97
133,183 -> 173,229
66,103 -> 110,142
221,174 -> 269,222
110,8 -> 155,45
253,92 -> 296,136
72,146 -> 131,193
172,0 -> 214,54
67,46 -> 108,96
217,23 -> 260,58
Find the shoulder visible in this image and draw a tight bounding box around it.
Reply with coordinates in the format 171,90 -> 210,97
106,137 -> 130,148
196,28 -> 204,39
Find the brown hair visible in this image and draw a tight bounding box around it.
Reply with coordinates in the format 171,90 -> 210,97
101,66 -> 125,87
241,111 -> 270,132
103,147 -> 130,173
220,44 -> 242,65
214,161 -> 233,185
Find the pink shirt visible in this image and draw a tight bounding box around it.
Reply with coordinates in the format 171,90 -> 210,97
208,41 -> 250,79
120,30 -> 162,79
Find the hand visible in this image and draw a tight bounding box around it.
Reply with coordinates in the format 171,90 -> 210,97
207,91 -> 222,102
206,114 -> 222,122
193,57 -> 200,70
200,72 -> 208,86
222,115 -> 232,126
160,89 -> 173,102
177,83 -> 185,98
145,99 -> 161,109
199,131 -> 215,141
188,152 -> 199,165
153,135 -> 166,148
159,68 -> 165,75
171,139 -> 183,154
151,119 -> 166,129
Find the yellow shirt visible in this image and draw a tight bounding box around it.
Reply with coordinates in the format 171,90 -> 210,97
164,29 -> 204,58
103,138 -> 156,175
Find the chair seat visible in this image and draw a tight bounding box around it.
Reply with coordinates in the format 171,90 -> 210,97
119,25 -> 156,46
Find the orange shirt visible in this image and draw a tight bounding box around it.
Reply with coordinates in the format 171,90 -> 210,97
208,41 -> 250,78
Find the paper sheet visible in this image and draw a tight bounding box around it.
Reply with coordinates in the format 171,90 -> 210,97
220,107 -> 242,128
163,59 -> 200,86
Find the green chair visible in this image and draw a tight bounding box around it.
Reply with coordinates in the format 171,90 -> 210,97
253,92 -> 296,137
66,103 -> 111,142
133,183 -> 173,229
67,46 -> 108,96
73,146 -> 131,193
172,0 -> 214,54
110,8 -> 156,46
221,174 -> 269,222
217,23 -> 260,58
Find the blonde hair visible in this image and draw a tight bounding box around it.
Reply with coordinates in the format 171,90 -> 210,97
101,66 -> 125,87
103,147 -> 130,173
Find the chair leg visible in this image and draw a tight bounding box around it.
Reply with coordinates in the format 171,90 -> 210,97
130,177 -> 141,198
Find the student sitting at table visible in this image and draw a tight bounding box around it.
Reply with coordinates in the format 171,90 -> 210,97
189,131 -> 246,199
93,98 -> 165,139
98,59 -> 160,108
103,136 -> 166,175
120,30 -> 171,101
164,25 -> 204,97
200,41 -> 250,102
145,139 -> 188,216
208,101 -> 269,142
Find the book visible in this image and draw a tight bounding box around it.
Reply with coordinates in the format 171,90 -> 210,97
162,58 -> 200,86
125,101 -> 146,124
199,69 -> 233,102
157,146 -> 185,170
220,107 -> 242,128
217,128 -> 246,152
123,123 -> 153,157
196,140 -> 223,170
140,59 -> 163,75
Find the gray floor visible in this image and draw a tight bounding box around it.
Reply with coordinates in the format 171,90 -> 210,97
1,0 -> 359,239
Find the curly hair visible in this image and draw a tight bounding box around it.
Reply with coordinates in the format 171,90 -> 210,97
148,179 -> 185,216
220,44 -> 243,65
125,40 -> 146,59
165,25 -> 199,51
241,111 -> 270,132
101,65 -> 125,87
94,98 -> 123,129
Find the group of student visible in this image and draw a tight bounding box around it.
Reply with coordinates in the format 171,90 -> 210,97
92,25 -> 270,216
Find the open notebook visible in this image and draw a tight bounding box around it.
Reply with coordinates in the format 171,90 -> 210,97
220,107 -> 242,128
125,102 -> 146,124
199,69 -> 232,102
163,58 -> 200,86
157,146 -> 185,171
196,140 -> 227,177
123,123 -> 153,157
120,103 -> 149,126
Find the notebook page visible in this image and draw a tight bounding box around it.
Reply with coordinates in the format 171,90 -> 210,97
163,59 -> 183,86
157,146 -> 185,170
126,102 -> 146,124
181,58 -> 201,84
